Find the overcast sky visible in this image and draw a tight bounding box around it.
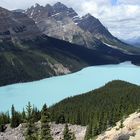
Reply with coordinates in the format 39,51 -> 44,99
0,0 -> 139,40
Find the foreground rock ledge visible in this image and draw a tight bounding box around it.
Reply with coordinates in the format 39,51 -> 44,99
0,122 -> 86,140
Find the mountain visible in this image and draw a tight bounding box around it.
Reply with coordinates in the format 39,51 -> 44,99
12,9 -> 25,13
1,35 -> 130,87
0,6 -> 132,86
125,37 -> 140,48
0,7 -> 41,40
50,80 -> 140,139
76,13 -> 134,50
26,2 -> 140,54
26,3 -> 99,49
0,6 -> 140,86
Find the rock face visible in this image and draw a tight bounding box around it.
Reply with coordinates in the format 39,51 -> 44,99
0,123 -> 87,140
77,13 -> 115,41
51,123 -> 86,140
0,124 -> 25,140
25,2 -> 137,53
25,3 -> 103,49
97,112 -> 140,140
0,5 -> 140,87
0,7 -> 41,40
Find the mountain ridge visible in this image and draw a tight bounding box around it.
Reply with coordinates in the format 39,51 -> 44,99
0,5 -> 140,86
0,7 -> 41,40
25,2 -> 140,54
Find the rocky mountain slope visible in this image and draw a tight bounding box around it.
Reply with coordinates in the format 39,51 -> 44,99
26,2 -> 99,49
0,123 -> 86,140
125,37 -> 140,48
26,2 -> 140,54
0,6 -> 124,86
0,6 -> 140,86
0,7 -> 41,40
97,112 -> 140,140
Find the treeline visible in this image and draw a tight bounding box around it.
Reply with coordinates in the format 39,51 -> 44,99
1,80 -> 140,140
0,104 -> 40,132
0,102 -> 75,140
50,80 -> 140,139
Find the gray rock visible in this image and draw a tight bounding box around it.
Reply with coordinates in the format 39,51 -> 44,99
25,3 -> 99,49
0,7 -> 41,40
0,123 -> 86,140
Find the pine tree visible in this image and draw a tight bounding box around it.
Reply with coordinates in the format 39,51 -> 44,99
0,112 -> 10,132
11,105 -> 21,128
56,112 -> 65,124
25,102 -> 38,140
11,105 -> 16,128
76,111 -> 81,125
40,104 -> 53,140
119,117 -> 124,129
32,107 -> 41,123
84,122 -> 93,140
22,108 -> 26,122
63,124 -> 75,140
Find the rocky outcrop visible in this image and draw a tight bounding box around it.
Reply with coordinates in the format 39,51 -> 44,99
0,123 -> 87,140
51,123 -> 86,140
48,63 -> 71,75
25,2 -> 138,54
77,13 -> 114,41
25,3 -> 100,49
97,112 -> 140,140
0,7 -> 41,40
0,124 -> 25,140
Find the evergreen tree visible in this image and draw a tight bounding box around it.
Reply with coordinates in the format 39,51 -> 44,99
22,108 -> 26,122
93,124 -> 99,136
25,102 -> 38,140
0,112 -> 10,132
119,118 -> 124,129
40,104 -> 53,140
11,105 -> 21,128
11,105 -> 16,128
76,111 -> 81,125
84,122 -> 93,140
56,112 -> 65,124
32,107 -> 41,123
63,124 -> 75,140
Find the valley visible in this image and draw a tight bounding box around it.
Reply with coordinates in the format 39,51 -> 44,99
0,1 -> 140,140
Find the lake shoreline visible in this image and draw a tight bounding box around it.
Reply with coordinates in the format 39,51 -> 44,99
0,61 -> 140,112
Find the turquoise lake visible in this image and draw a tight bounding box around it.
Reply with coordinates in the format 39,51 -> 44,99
0,62 -> 140,112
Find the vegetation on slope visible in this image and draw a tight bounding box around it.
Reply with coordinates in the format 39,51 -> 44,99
0,80 -> 140,139
1,35 -> 140,86
50,80 -> 140,139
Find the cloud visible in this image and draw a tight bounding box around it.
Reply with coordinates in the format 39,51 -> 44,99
118,0 -> 140,5
0,0 -> 139,40
76,0 -> 140,40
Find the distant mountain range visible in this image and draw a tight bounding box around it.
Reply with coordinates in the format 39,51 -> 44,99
124,37 -> 140,48
0,3 -> 140,86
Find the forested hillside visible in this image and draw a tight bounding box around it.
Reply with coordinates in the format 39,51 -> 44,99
1,80 -> 140,139
50,80 -> 140,139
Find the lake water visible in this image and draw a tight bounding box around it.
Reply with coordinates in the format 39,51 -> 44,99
0,62 -> 140,112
